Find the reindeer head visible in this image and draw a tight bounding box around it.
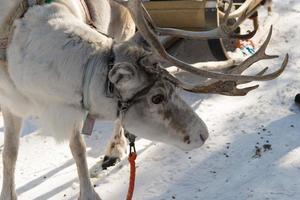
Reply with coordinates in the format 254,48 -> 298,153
107,0 -> 288,150
108,38 -> 209,150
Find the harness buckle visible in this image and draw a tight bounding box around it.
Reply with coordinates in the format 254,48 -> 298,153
118,101 -> 130,112
125,131 -> 137,154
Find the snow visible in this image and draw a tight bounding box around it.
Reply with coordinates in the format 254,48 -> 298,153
1,0 -> 300,199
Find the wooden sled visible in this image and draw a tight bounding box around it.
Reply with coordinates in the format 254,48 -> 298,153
143,0 -> 265,61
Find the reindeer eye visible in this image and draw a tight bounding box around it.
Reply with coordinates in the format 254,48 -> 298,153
151,94 -> 165,104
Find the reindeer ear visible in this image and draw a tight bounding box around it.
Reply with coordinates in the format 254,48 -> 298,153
108,63 -> 136,87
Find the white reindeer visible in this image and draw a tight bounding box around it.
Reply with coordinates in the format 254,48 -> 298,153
0,0 -> 287,199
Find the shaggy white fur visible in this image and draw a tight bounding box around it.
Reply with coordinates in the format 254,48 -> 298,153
6,3 -> 114,141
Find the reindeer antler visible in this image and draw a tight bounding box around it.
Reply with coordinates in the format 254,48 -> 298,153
115,0 -> 288,96
219,0 -> 264,19
161,26 -> 289,96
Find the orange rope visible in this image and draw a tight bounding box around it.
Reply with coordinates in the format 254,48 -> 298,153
236,38 -> 256,55
236,39 -> 255,49
126,152 -> 137,200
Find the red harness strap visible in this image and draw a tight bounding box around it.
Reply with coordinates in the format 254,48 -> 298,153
127,152 -> 137,200
126,133 -> 137,200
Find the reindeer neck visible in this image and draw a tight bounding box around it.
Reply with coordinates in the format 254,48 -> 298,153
83,42 -> 120,121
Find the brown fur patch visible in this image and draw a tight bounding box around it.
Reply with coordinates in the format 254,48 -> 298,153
159,106 -> 187,135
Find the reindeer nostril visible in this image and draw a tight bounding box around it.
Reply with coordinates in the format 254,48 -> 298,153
200,134 -> 207,142
183,135 -> 191,144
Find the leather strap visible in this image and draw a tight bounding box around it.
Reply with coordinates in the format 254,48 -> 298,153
79,0 -> 94,27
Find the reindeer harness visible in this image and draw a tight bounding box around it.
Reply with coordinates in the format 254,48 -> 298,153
82,48 -> 161,135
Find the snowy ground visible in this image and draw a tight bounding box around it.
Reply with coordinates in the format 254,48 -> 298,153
1,0 -> 300,199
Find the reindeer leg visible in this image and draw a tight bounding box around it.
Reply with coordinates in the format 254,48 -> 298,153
69,127 -> 101,200
0,107 -> 22,200
102,120 -> 127,170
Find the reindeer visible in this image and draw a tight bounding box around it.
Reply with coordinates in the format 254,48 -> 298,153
0,0 -> 288,199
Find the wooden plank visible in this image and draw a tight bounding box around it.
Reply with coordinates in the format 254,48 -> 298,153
144,1 -> 211,29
